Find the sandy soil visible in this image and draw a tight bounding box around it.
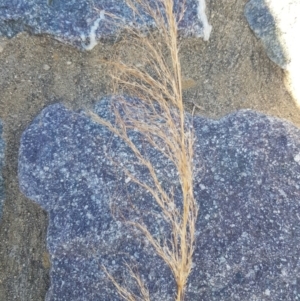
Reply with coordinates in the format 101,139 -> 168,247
0,0 -> 299,299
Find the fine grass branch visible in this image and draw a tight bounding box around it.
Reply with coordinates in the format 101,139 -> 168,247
90,1 -> 198,300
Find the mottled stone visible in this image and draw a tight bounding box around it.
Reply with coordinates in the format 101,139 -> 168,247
0,0 -> 211,50
245,1 -> 300,104
19,98 -> 300,300
0,120 -> 4,218
245,0 -> 300,69
244,0 -> 287,68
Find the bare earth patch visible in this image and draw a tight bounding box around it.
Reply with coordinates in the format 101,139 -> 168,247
0,0 -> 300,299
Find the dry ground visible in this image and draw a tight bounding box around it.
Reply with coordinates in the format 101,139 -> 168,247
0,0 -> 299,299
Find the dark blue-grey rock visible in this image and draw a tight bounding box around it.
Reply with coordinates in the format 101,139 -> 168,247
0,120 -> 4,218
245,0 -> 300,71
0,0 -> 211,50
19,98 -> 300,300
245,1 -> 300,104
244,0 -> 288,68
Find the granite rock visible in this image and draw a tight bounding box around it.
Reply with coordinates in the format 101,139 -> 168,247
19,97 -> 300,300
245,0 -> 300,104
0,0 -> 211,50
0,120 -> 4,218
245,0 -> 300,69
244,0 -> 287,68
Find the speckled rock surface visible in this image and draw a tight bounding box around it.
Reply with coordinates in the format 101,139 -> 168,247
19,98 -> 300,300
0,0 -> 211,50
244,0 -> 287,68
245,0 -> 300,105
245,0 -> 300,70
0,120 -> 4,218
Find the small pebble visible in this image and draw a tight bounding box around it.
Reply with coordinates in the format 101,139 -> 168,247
66,61 -> 72,65
43,64 -> 51,71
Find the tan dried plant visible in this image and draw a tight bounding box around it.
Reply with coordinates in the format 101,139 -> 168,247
90,0 -> 198,300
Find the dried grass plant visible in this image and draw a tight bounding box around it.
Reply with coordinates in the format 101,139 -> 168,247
90,1 -> 198,300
